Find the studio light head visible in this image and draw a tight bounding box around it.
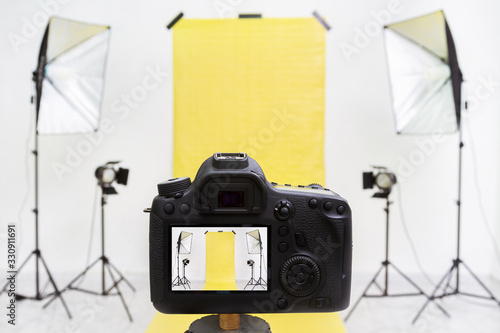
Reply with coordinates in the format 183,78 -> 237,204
247,259 -> 255,267
363,167 -> 397,198
182,258 -> 190,266
95,161 -> 129,195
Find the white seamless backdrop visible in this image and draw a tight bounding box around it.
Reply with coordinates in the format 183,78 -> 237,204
0,0 -> 499,288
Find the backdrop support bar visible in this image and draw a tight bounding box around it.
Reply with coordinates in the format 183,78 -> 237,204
313,11 -> 331,31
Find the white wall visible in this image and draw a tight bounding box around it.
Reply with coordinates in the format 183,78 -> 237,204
1,0 -> 500,285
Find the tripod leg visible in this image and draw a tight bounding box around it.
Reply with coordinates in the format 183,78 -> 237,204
38,255 -> 72,319
440,262 -> 457,296
389,263 -> 449,317
413,265 -> 455,324
64,256 -> 103,291
107,261 -> 135,292
344,265 -> 385,322
0,251 -> 36,296
460,261 -> 500,305
106,264 -> 133,322
244,280 -> 252,290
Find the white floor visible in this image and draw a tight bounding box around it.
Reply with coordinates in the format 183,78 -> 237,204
0,273 -> 156,333
341,272 -> 500,333
1,272 -> 500,332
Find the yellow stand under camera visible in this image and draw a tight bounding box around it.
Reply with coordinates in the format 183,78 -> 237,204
146,312 -> 345,333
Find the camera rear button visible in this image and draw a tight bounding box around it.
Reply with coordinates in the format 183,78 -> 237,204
278,242 -> 289,253
295,233 -> 307,247
164,203 -> 174,214
309,199 -> 318,208
278,226 -> 289,237
277,298 -> 288,309
324,201 -> 333,211
180,203 -> 190,214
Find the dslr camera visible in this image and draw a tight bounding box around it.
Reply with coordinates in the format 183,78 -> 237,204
149,153 -> 352,314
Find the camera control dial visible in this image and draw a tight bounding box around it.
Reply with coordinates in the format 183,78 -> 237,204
274,200 -> 294,220
280,256 -> 321,297
157,177 -> 191,197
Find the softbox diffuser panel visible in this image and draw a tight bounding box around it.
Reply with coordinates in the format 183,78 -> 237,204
384,11 -> 462,135
246,230 -> 262,255
36,17 -> 110,135
178,232 -> 193,254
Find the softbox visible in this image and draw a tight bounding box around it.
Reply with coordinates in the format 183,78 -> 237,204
384,11 -> 463,134
246,230 -> 262,254
178,231 -> 193,254
34,17 -> 110,135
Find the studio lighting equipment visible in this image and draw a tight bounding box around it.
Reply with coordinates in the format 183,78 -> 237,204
244,230 -> 266,290
384,10 -> 500,322
95,161 -> 129,195
0,16 -> 111,318
345,169 -> 448,322
172,232 -> 193,289
363,167 -> 397,198
52,162 -> 135,322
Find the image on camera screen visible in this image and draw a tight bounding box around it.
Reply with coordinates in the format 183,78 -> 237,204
171,226 -> 268,291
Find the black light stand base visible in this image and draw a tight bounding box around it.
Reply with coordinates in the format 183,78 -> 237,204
186,314 -> 271,333
244,278 -> 267,290
0,249 -> 72,318
345,260 -> 449,322
48,255 -> 135,322
172,276 -> 191,289
413,258 -> 500,323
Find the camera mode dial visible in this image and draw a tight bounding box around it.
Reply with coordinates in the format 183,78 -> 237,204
280,255 -> 321,297
157,177 -> 191,197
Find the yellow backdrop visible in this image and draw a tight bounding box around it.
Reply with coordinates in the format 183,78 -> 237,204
203,232 -> 238,291
173,17 -> 326,186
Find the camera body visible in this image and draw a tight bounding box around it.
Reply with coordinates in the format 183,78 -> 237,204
149,153 -> 352,314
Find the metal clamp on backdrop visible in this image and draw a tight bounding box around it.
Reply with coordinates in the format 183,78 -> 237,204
167,12 -> 184,30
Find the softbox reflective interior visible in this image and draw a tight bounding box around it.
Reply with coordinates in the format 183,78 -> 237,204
178,232 -> 193,254
246,230 -> 262,255
35,17 -> 110,135
384,11 -> 463,134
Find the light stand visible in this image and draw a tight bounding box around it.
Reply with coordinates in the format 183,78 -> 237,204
244,260 -> 258,290
172,231 -> 192,289
413,106 -> 500,323
244,231 -> 266,290
49,186 -> 135,322
181,259 -> 191,287
383,11 -> 500,322
345,194 -> 449,321
0,71 -> 71,319
172,250 -> 191,289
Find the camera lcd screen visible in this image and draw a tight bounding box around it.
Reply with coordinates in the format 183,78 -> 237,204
218,191 -> 244,207
171,226 -> 268,291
